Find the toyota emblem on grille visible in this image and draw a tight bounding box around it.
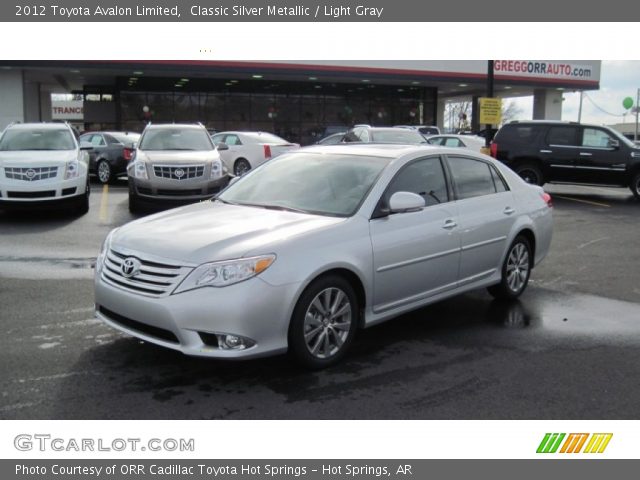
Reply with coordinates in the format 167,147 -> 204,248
25,168 -> 36,180
174,168 -> 185,179
121,257 -> 141,278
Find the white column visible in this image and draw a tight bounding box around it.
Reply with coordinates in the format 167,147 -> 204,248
0,69 -> 25,129
533,89 -> 563,120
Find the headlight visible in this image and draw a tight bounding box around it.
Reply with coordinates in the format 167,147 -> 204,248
173,254 -> 275,294
132,160 -> 148,179
64,159 -> 80,179
210,159 -> 223,179
96,228 -> 117,275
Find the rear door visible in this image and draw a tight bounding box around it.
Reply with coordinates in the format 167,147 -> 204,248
446,155 -> 517,286
575,127 -> 628,185
542,125 -> 580,182
370,156 -> 460,314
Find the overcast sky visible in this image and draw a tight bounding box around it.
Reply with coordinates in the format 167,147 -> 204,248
509,60 -> 640,126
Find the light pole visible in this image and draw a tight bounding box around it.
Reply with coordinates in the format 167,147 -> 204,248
577,91 -> 583,123
635,88 -> 639,142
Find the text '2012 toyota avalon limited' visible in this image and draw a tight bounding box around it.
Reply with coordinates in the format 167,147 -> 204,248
95,144 -> 553,368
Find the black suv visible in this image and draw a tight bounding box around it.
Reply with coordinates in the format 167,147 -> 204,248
490,121 -> 640,199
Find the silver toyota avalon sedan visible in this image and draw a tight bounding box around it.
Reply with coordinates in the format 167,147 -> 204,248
95,144 -> 553,368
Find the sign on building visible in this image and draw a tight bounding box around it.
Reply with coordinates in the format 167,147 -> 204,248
52,100 -> 84,120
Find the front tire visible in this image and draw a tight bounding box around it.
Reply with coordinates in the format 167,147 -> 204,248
630,171 -> 640,200
488,236 -> 532,300
76,180 -> 90,215
515,163 -> 544,186
288,275 -> 359,369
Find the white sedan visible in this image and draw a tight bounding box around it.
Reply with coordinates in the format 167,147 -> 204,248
211,131 -> 299,176
426,134 -> 486,152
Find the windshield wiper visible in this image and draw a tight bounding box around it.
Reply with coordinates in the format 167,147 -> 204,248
233,202 -> 310,214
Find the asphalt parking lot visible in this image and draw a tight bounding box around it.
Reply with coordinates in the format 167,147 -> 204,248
1,180 -> 639,419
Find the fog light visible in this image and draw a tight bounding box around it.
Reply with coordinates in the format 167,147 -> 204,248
216,333 -> 255,350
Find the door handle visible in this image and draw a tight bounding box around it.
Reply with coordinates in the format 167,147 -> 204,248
443,219 -> 457,230
539,149 -> 552,154
503,207 -> 515,215
579,152 -> 592,157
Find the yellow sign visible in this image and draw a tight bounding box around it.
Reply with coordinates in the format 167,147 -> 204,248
479,97 -> 502,125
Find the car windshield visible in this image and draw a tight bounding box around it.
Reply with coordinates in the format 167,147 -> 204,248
218,152 -> 389,217
0,129 -> 75,151
371,130 -> 426,144
139,128 -> 212,151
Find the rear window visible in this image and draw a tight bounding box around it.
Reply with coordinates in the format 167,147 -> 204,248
370,130 -> 425,144
244,132 -> 288,144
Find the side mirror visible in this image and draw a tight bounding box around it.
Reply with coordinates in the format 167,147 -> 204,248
79,141 -> 93,150
608,139 -> 620,149
216,142 -> 229,151
389,191 -> 425,214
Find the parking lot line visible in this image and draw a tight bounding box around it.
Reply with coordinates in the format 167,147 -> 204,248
554,195 -> 611,208
99,184 -> 109,223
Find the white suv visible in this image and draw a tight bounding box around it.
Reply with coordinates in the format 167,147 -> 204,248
0,122 -> 90,214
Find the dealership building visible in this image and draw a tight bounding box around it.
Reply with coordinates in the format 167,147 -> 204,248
0,60 -> 601,144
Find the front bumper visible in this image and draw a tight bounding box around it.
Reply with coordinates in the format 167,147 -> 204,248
0,175 -> 86,204
129,175 -> 229,204
94,273 -> 300,359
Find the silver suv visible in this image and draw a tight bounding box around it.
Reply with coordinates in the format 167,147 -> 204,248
127,123 -> 229,213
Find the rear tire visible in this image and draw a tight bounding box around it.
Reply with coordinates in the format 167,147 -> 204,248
97,160 -> 112,184
488,235 -> 532,300
515,163 -> 544,186
234,158 -> 251,176
288,275 -> 359,369
630,171 -> 640,200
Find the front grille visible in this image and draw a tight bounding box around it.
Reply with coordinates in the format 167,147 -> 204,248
98,306 -> 179,344
153,164 -> 205,180
7,190 -> 56,198
157,188 -> 203,196
101,248 -> 193,297
5,166 -> 58,181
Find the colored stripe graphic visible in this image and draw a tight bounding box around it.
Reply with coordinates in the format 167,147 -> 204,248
584,434 -> 613,453
538,433 -> 613,454
537,433 -> 565,453
560,433 -> 589,453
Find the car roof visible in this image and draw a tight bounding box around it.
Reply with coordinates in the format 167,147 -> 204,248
144,124 -> 205,130
7,122 -> 72,130
300,143 -> 441,158
506,120 -> 610,129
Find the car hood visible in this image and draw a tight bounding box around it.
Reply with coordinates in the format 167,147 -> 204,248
0,150 -> 77,167
137,150 -> 219,163
111,201 -> 345,265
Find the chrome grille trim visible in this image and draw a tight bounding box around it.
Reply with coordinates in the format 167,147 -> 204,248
101,248 -> 195,297
152,164 -> 205,180
4,166 -> 58,181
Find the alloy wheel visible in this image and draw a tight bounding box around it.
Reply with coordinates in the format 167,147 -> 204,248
98,162 -> 111,183
506,243 -> 530,293
303,287 -> 352,359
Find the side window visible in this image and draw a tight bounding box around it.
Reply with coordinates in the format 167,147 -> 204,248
211,134 -> 224,144
343,129 -> 361,143
385,157 -> 449,207
547,126 -> 578,146
359,129 -> 370,142
443,137 -> 463,147
448,156 -> 497,200
427,137 -> 443,145
490,166 -> 509,193
104,134 -> 120,145
90,135 -> 106,146
224,134 -> 242,146
79,134 -> 91,144
582,128 -> 614,148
